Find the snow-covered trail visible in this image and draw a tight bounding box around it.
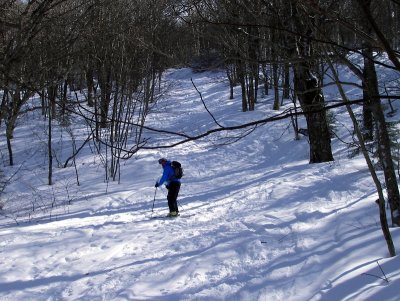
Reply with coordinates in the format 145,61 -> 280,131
1,68 -> 399,301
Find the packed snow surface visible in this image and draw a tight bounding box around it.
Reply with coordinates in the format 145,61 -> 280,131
0,67 -> 399,300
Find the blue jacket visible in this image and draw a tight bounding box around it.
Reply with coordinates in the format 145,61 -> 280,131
158,160 -> 181,186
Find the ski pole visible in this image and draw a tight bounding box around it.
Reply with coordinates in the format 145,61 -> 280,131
177,199 -> 184,211
151,187 -> 157,215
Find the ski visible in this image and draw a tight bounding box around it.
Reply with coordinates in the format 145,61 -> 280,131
149,214 -> 195,219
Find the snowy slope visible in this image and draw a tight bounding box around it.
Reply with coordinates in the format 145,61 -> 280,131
0,67 -> 399,301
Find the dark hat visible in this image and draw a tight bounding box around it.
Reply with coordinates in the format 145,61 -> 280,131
158,158 -> 167,164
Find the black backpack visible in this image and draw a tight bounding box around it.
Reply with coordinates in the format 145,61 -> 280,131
171,161 -> 183,179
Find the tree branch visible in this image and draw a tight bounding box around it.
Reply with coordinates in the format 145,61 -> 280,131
191,78 -> 224,128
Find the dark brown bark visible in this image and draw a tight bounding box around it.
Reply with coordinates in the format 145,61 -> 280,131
237,57 -> 248,112
294,63 -> 333,163
359,0 -> 400,226
366,58 -> 400,225
290,0 -> 333,163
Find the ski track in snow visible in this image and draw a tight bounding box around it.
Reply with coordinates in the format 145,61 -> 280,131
0,68 -> 399,301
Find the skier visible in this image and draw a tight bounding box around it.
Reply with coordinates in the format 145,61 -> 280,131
155,158 -> 181,217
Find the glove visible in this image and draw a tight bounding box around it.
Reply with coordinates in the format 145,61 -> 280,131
155,182 -> 159,188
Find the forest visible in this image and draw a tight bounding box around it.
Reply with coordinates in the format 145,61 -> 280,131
1,0 -> 400,253
2,1 -> 400,300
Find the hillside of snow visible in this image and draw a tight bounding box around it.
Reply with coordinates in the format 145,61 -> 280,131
0,67 -> 399,301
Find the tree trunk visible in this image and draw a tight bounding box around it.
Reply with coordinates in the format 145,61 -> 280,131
61,78 -> 68,117
261,63 -> 269,96
327,57 -> 395,256
48,85 -> 57,118
247,73 -> 255,111
364,48 -> 400,225
283,63 -> 290,99
272,61 -> 279,110
99,67 -> 112,129
362,63 -> 374,141
290,0 -> 333,163
48,100 -> 53,185
359,0 -> 400,225
227,67 -> 235,100
5,87 -> 26,166
237,57 -> 248,112
6,134 -> 13,166
86,67 -> 94,107
293,62 -> 333,163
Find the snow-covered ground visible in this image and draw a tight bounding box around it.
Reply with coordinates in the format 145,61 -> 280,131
0,66 -> 399,301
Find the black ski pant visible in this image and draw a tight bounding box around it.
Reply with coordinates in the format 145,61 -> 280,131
167,181 -> 181,213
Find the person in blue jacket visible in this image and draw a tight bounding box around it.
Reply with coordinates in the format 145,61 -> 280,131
155,158 -> 181,217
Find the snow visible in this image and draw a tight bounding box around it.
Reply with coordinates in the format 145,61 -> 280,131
0,65 -> 400,301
